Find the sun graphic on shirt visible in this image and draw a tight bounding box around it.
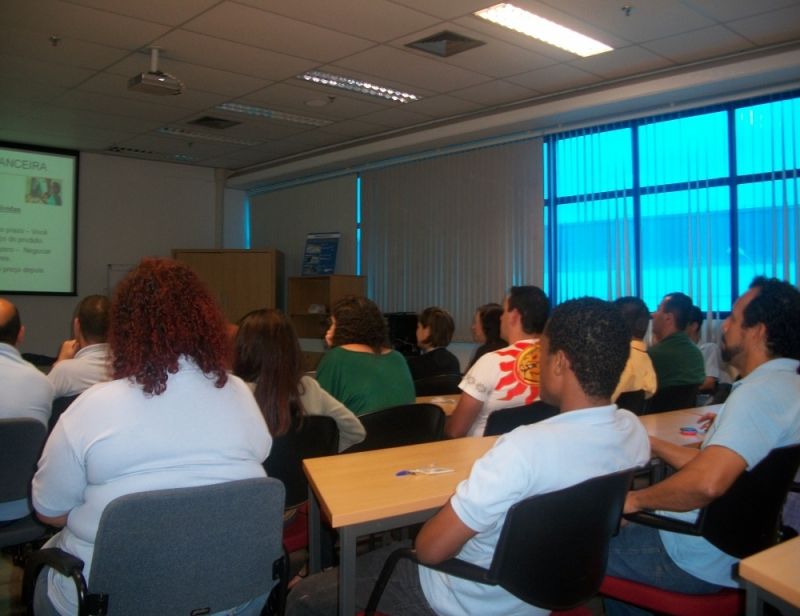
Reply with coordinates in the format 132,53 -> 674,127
495,341 -> 540,404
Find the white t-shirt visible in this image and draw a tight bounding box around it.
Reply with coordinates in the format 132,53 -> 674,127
418,405 -> 651,616
32,360 -> 272,616
47,343 -> 112,399
0,342 -> 53,426
458,339 -> 541,436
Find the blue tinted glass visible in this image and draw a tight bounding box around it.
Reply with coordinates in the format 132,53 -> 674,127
640,187 -> 732,311
554,197 -> 634,302
638,112 -> 729,186
555,128 -> 632,197
543,141 -> 549,200
736,98 -> 800,175
737,180 -> 799,293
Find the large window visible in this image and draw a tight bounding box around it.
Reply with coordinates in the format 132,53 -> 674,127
545,91 -> 800,312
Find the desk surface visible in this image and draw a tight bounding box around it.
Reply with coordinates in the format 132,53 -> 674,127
638,404 -> 720,446
303,436 -> 495,528
416,394 -> 460,415
739,536 -> 800,608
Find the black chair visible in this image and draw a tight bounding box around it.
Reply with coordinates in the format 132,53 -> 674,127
49,394 -> 79,433
483,400 -> 559,436
364,468 -> 637,615
0,418 -> 49,565
642,383 -> 701,414
24,477 -> 288,616
345,403 -> 445,453
413,374 -> 461,396
624,443 -> 800,558
615,389 -> 646,415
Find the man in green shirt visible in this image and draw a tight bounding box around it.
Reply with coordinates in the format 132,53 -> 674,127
648,292 -> 705,389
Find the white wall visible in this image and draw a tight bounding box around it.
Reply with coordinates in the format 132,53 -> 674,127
8,153 -> 218,354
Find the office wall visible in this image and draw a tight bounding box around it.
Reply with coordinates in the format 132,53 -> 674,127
9,153 -> 217,354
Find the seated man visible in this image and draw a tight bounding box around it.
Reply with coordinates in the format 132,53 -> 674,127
287,297 -> 651,616
47,294 -> 112,399
648,292 -> 705,390
605,277 -> 800,614
445,286 -> 549,438
685,305 -> 732,394
612,296 -> 657,402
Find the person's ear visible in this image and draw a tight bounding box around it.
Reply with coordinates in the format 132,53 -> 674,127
16,324 -> 25,346
72,317 -> 81,340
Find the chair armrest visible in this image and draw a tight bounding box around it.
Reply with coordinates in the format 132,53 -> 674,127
623,510 -> 702,536
425,557 -> 494,584
23,548 -> 88,614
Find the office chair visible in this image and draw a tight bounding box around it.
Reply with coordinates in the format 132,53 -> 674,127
23,477 -> 289,616
0,418 -> 49,565
642,383 -> 701,414
483,400 -> 559,436
345,403 -> 445,453
413,374 -> 461,396
614,389 -> 647,415
49,394 -> 79,433
363,468 -> 637,616
600,443 -> 800,615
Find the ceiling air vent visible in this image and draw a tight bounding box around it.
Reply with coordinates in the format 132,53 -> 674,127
406,31 -> 485,57
188,116 -> 241,130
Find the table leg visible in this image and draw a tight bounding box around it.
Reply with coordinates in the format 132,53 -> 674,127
338,525 -> 358,615
309,486 -> 322,574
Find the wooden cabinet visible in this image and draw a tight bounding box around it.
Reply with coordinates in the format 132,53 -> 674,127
288,275 -> 365,338
173,249 -> 284,323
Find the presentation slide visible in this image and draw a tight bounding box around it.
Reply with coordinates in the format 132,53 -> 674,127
0,142 -> 77,294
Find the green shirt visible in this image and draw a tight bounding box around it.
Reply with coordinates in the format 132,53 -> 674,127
647,331 -> 706,388
316,346 -> 415,416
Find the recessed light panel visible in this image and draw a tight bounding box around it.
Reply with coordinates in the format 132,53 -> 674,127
216,102 -> 332,127
297,70 -> 420,103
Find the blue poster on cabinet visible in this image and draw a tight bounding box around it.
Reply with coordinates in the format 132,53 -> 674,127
302,232 -> 340,275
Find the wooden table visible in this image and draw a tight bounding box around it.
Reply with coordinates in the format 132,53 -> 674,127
415,394 -> 461,415
638,404 -> 720,446
739,536 -> 800,615
304,436 -> 496,615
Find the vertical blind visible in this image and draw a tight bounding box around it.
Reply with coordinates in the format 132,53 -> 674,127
361,139 -> 544,340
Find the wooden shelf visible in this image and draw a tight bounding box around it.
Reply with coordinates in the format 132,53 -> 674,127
288,275 -> 365,338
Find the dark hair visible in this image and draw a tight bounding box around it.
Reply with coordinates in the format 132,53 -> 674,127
0,301 -> 21,346
544,297 -> 630,399
662,292 -> 694,330
687,305 -> 704,329
744,277 -> 800,360
75,294 -> 111,344
233,309 -> 304,437
330,296 -> 388,353
614,296 -> 651,340
477,303 -> 503,343
507,286 -> 550,334
109,258 -> 229,396
418,306 -> 455,348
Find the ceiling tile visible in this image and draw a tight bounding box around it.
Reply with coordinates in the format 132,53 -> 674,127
318,119 -> 388,138
57,90 -> 192,123
358,106 -> 435,129
570,45 -> 674,80
451,80 -> 542,105
403,94 -> 483,118
243,82 -> 389,119
0,54 -> 96,88
64,0 -> 220,26
642,25 -> 755,64
387,0 -> 494,21
726,5 -> 800,45
506,64 -> 601,93
683,0 -> 800,23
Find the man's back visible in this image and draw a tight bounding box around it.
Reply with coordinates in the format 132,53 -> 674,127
0,342 -> 52,426
648,331 -> 705,389
48,342 -> 111,398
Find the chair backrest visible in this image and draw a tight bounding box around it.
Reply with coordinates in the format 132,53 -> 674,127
483,401 -> 559,436
413,374 -> 461,396
643,384 -> 700,414
49,394 -> 80,433
0,418 -> 47,504
488,468 -> 636,610
700,443 -> 800,558
615,390 -> 646,415
265,415 -> 339,509
88,477 -> 286,616
345,403 -> 445,453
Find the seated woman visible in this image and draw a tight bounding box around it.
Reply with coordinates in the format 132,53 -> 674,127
406,306 -> 460,380
31,258 -> 272,616
317,296 -> 415,416
467,302 -> 507,369
233,308 -> 366,454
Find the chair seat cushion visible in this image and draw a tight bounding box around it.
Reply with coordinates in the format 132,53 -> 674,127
600,575 -> 743,616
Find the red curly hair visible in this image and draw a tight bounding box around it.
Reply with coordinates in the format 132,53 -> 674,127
109,258 -> 229,395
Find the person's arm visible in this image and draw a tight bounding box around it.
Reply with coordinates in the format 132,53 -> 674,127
54,339 -> 80,364
649,435 -> 700,470
415,501 -> 477,565
699,375 -> 718,392
304,378 -> 366,451
444,393 -> 483,439
625,444 -> 747,514
37,512 -> 68,527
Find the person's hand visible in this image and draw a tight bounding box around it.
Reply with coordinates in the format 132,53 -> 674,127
623,491 -> 640,515
697,412 -> 717,432
56,339 -> 80,362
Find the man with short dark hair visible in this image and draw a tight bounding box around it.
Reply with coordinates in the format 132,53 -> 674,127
685,305 -> 732,393
612,296 -> 657,401
48,294 -> 112,398
648,292 -> 705,390
445,286 -> 550,438
605,277 -> 800,613
287,297 -> 650,616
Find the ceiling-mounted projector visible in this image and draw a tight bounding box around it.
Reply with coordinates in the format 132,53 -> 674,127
128,47 -> 183,96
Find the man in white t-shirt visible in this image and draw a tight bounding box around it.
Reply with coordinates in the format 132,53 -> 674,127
287,297 -> 651,616
445,285 -> 550,438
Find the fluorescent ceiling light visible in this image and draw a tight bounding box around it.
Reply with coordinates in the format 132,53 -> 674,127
474,3 -> 612,57
216,102 -> 332,127
157,126 -> 261,146
297,70 -> 420,103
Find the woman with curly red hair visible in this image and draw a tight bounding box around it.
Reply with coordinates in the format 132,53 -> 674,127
31,258 -> 272,616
